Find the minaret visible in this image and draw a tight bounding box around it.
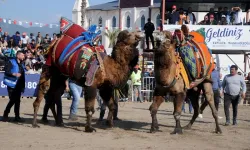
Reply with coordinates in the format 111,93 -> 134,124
72,0 -> 89,27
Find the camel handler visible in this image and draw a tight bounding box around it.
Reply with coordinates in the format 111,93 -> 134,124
1,51 -> 26,122
144,18 -> 155,49
221,65 -> 246,126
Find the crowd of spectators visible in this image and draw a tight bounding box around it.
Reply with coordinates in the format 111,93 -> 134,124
0,29 -> 59,74
165,5 -> 250,25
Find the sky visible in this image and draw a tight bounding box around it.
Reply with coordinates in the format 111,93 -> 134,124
0,0 -> 112,24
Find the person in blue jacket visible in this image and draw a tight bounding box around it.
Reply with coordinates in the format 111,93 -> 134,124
1,51 -> 26,122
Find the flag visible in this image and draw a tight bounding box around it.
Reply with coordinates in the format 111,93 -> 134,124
49,24 -> 53,28
13,20 -> 17,24
18,21 -> 22,25
8,20 -> 11,24
29,22 -> 32,26
3,19 -> 6,23
0,18 -> 2,22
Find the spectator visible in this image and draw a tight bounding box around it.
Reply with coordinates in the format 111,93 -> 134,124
7,37 -> 14,48
222,65 -> 246,126
0,37 -> 8,51
1,51 -> 26,122
246,8 -> 250,25
44,34 -> 51,43
12,31 -> 21,47
28,39 -> 36,50
130,65 -> 143,102
168,5 -> 179,24
36,32 -> 43,45
223,7 -> 231,24
206,8 -> 216,22
0,27 -> 3,37
29,33 -> 36,42
21,32 -> 30,48
2,32 -> 10,42
186,7 -> 196,24
216,7 -> 223,22
182,97 -> 193,114
218,15 -> 228,25
178,8 -> 187,25
245,72 -> 250,81
13,45 -> 21,52
232,6 -> 242,25
51,33 -> 57,41
198,15 -> 209,25
24,50 -> 33,69
144,18 -> 155,49
209,14 -> 217,25
211,62 -> 223,119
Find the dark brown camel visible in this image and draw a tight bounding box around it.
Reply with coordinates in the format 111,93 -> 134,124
32,30 -> 143,132
149,30 -> 222,134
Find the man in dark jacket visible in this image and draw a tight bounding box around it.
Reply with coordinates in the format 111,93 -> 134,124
144,18 -> 155,49
1,51 -> 25,122
12,31 -> 21,47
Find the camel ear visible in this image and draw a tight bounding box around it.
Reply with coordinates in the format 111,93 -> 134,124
117,30 -> 129,43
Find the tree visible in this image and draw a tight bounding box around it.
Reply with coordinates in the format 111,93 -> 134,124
81,0 -> 87,27
104,28 -> 120,48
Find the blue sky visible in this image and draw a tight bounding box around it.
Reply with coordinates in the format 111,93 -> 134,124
0,0 -> 111,24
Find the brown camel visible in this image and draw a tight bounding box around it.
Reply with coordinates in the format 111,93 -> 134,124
149,30 -> 222,134
32,30 -> 143,132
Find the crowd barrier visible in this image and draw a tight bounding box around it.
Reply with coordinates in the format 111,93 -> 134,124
0,73 -> 40,97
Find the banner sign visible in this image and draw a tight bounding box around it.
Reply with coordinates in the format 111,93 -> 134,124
0,73 -> 40,96
163,25 -> 250,51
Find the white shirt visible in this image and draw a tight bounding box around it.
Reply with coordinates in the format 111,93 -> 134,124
21,36 -> 30,44
234,9 -> 242,24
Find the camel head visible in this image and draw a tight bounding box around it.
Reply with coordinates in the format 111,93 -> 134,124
155,31 -> 174,51
112,30 -> 143,67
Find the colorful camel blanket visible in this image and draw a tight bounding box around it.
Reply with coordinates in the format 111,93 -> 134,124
45,17 -> 106,86
173,28 -> 215,89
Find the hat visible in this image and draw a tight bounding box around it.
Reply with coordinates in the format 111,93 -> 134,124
16,31 -> 20,34
222,15 -> 226,18
172,5 -> 177,9
134,65 -> 139,69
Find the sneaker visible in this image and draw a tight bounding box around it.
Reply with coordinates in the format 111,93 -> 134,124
233,120 -> 238,125
225,122 -> 230,126
13,117 -> 25,123
198,114 -> 203,118
68,114 -> 78,121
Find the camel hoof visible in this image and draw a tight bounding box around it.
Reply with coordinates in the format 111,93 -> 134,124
85,126 -> 97,133
171,128 -> 183,135
150,126 -> 160,133
56,122 -> 65,127
183,124 -> 191,130
32,124 -> 40,128
106,120 -> 114,128
215,128 -> 222,134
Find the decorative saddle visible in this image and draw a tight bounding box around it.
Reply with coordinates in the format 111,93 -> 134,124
45,17 -> 107,86
173,25 -> 215,89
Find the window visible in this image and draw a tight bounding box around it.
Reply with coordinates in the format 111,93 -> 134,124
126,16 -> 130,28
141,15 -> 145,30
112,16 -> 116,28
156,14 -> 161,28
98,17 -> 102,27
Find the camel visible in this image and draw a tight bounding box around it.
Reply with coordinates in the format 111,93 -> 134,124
149,28 -> 222,134
32,28 -> 143,132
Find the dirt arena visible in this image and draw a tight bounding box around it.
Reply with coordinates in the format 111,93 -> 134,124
0,98 -> 249,150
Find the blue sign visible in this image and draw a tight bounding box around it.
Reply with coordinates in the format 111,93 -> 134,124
0,73 -> 41,96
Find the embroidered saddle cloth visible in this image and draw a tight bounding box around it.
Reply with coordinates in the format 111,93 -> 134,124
45,17 -> 106,86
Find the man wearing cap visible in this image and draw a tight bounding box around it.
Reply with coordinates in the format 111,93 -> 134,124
12,31 -> 21,47
1,51 -> 26,122
21,32 -> 30,48
130,65 -> 143,102
168,5 -> 179,24
218,15 -> 228,25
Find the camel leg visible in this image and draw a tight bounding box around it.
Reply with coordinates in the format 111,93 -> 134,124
99,87 -> 114,127
203,82 -> 222,134
199,100 -> 208,114
183,88 -> 201,129
32,66 -> 51,128
171,92 -> 185,134
149,87 -> 165,133
84,86 -> 97,132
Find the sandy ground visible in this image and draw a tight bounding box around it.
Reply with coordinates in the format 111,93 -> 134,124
0,98 -> 250,150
